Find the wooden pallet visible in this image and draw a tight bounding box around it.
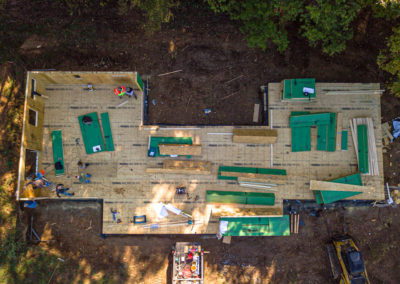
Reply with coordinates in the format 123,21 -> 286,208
158,144 -> 202,156
233,128 -> 277,144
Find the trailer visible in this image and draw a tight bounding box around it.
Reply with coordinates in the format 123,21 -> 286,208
172,242 -> 204,284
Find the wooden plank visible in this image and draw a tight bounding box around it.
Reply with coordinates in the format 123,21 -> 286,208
145,168 -> 211,175
253,103 -> 260,122
158,144 -> 202,156
310,180 -> 374,193
221,171 -> 287,181
336,112 -> 342,151
210,204 -> 283,217
237,177 -> 286,185
163,160 -> 211,172
233,129 -> 278,144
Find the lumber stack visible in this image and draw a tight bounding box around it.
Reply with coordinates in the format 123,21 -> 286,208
146,160 -> 211,175
233,128 -> 277,144
349,118 -> 379,175
381,122 -> 393,147
290,213 -> 299,234
158,144 -> 202,156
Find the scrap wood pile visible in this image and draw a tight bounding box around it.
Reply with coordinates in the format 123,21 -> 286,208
349,117 -> 379,175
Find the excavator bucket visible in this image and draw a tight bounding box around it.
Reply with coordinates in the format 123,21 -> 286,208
326,244 -> 342,280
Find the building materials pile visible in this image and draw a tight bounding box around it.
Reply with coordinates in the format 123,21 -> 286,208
349,118 -> 379,175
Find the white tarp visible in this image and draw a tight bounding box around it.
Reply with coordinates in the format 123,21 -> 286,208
154,202 -> 168,219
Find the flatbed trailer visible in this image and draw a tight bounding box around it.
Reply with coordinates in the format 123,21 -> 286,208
172,242 -> 204,284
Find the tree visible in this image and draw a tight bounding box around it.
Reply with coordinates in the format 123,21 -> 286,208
207,0 -> 304,52
378,25 -> 400,96
301,0 -> 360,56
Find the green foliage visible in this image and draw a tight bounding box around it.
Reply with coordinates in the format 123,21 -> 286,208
130,0 -> 179,32
207,0 -> 304,52
301,0 -> 360,56
360,0 -> 400,20
378,25 -> 400,96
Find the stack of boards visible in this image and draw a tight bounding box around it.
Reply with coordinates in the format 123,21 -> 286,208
349,117 -> 379,175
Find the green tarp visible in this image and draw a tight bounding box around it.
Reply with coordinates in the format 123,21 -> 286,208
78,112 -> 105,154
148,136 -> 193,157
206,190 -> 275,205
314,173 -> 363,204
51,130 -> 64,176
282,78 -> 316,101
220,216 -> 290,236
217,166 -> 287,180
100,112 -> 114,151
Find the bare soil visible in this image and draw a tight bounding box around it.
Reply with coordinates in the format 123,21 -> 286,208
1,1 -> 400,283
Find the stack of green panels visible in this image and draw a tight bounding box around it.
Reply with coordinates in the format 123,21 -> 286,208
282,78 -> 316,101
51,130 -> 65,176
220,216 -> 290,236
78,112 -> 106,154
290,112 -> 336,152
217,166 -> 287,180
357,125 -> 369,173
148,136 -> 193,157
314,173 -> 363,204
206,190 -> 275,205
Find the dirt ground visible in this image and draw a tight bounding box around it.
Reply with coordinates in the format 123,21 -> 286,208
2,1 -> 400,283
26,201 -> 400,283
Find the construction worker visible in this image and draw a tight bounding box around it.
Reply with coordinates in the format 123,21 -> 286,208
55,184 -> 74,197
125,87 -> 137,99
114,86 -> 126,98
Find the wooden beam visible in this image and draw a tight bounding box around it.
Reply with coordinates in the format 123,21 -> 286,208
163,160 -> 211,172
209,204 -> 283,217
253,104 -> 260,122
233,129 -> 278,144
310,180 -> 374,192
145,168 -> 211,175
221,171 -> 287,181
237,177 -> 286,185
158,144 -> 202,156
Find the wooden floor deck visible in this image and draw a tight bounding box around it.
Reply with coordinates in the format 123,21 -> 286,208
37,82 -> 384,234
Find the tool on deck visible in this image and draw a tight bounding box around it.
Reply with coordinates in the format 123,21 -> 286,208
176,186 -> 186,195
133,215 -> 147,224
143,219 -> 198,229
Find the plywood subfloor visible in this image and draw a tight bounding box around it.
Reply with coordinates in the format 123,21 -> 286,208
39,83 -> 384,234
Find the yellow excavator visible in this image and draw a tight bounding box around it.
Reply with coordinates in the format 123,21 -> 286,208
326,236 -> 370,284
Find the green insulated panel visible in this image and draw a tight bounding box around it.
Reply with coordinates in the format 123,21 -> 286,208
220,216 -> 290,236
218,166 -> 287,180
292,127 -> 311,152
341,130 -> 348,150
51,130 -> 65,176
357,125 -> 369,173
78,112 -> 106,154
282,78 -> 316,101
148,136 -> 193,157
100,112 -> 114,151
206,191 -> 275,205
206,191 -> 246,204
